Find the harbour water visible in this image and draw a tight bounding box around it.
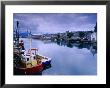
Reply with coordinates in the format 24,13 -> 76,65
21,38 -> 97,75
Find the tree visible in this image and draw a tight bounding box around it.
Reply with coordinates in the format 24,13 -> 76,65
57,33 -> 60,39
17,21 -> 19,28
67,31 -> 73,38
94,22 -> 97,32
79,32 -> 85,38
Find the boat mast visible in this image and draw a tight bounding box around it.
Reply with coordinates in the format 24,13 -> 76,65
16,21 -> 19,47
30,30 -> 32,59
28,29 -> 32,63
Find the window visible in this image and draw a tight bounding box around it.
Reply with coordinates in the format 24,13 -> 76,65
34,56 -> 36,59
27,58 -> 29,61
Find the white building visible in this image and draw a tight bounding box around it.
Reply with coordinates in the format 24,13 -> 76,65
91,32 -> 97,42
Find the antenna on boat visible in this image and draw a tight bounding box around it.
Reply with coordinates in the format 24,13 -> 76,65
16,21 -> 19,47
28,29 -> 32,63
30,30 -> 32,58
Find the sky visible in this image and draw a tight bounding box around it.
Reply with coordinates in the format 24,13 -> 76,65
13,13 -> 97,34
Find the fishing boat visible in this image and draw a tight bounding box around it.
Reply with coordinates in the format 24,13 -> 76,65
14,48 -> 43,75
14,21 -> 51,75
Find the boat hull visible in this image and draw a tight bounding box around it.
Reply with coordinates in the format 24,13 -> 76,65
42,60 -> 51,66
14,64 -> 43,75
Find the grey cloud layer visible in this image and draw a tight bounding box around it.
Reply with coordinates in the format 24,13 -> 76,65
14,13 -> 97,33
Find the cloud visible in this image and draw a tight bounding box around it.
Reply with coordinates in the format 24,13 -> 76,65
14,13 -> 97,33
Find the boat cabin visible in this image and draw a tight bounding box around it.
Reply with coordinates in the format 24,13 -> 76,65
21,48 -> 41,68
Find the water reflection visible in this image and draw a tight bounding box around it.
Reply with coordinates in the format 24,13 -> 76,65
22,38 -> 97,75
44,40 -> 97,56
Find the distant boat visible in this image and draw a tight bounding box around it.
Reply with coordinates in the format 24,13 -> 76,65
31,34 -> 42,39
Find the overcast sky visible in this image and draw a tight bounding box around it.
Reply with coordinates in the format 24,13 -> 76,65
14,13 -> 97,34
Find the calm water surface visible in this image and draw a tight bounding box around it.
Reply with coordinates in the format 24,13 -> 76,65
21,38 -> 97,75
